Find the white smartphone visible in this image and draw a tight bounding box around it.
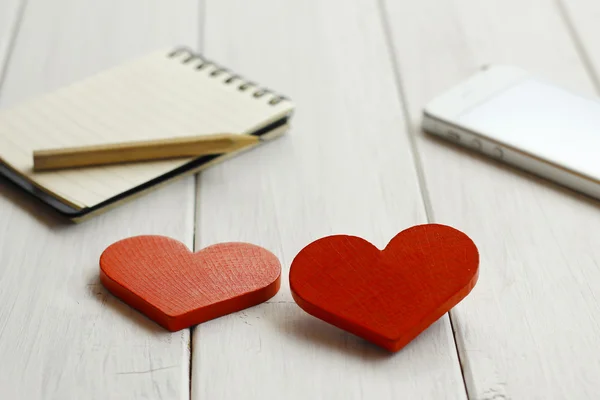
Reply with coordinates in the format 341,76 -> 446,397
422,65 -> 600,200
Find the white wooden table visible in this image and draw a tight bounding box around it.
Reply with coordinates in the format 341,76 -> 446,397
1,0 -> 600,399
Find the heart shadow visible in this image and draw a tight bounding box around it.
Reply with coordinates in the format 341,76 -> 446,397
86,275 -> 166,335
265,303 -> 456,363
265,303 -> 394,361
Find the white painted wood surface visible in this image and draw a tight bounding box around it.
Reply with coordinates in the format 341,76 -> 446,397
382,0 -> 600,398
193,304 -> 462,400
193,0 -> 466,399
2,0 -> 600,399
0,0 -> 198,399
559,0 -> 600,87
0,0 -> 23,79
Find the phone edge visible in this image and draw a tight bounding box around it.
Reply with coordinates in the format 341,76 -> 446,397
422,113 -> 600,201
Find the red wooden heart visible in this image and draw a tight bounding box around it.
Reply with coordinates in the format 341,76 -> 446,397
100,236 -> 281,331
289,224 -> 479,352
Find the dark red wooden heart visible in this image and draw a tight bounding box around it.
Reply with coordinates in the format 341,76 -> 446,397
100,235 -> 281,331
289,224 -> 479,352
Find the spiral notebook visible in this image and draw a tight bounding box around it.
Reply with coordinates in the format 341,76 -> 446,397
0,47 -> 294,221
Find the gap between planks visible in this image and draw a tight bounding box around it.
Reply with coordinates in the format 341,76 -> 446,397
0,0 -> 29,98
555,0 -> 600,91
190,3 -> 206,398
375,0 -> 470,398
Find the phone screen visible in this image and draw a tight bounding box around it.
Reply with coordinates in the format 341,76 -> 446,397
457,79 -> 600,179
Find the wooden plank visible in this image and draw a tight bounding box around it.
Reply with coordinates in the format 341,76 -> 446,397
0,0 -> 199,398
382,0 -> 600,398
193,0 -> 467,399
194,304 -> 463,399
0,0 -> 23,79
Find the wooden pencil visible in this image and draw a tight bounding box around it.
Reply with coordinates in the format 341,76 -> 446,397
32,133 -> 260,171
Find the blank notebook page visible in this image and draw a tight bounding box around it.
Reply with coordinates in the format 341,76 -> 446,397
0,49 -> 293,209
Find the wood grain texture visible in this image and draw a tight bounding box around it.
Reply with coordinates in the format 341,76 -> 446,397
382,0 -> 600,398
194,0 -> 468,399
198,0 -> 432,302
0,0 -> 199,398
100,236 -> 281,331
290,224 -> 479,352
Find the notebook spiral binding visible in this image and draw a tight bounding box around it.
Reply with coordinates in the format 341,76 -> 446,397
168,47 -> 286,106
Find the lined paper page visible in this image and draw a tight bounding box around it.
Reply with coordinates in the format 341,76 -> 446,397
0,50 -> 293,208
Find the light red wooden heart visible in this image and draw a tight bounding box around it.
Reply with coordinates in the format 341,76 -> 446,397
100,236 -> 281,331
289,224 -> 479,352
